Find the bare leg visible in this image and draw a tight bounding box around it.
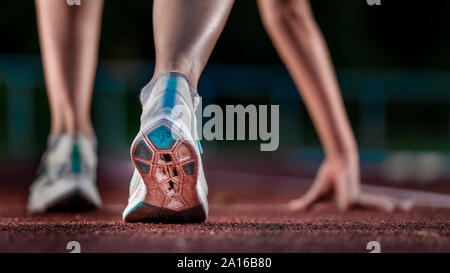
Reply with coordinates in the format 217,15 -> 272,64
35,0 -> 75,136
69,0 -> 104,137
30,0 -> 104,213
123,0 -> 234,222
151,0 -> 234,90
258,0 -> 410,211
35,0 -> 103,137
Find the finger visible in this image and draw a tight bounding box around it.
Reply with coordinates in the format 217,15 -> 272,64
288,165 -> 331,211
397,199 -> 414,211
337,161 -> 363,211
359,193 -> 415,212
348,160 -> 361,201
357,193 -> 396,212
357,193 -> 413,213
335,169 -> 352,211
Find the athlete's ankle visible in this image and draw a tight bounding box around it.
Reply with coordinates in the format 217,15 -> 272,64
74,120 -> 96,138
150,68 -> 199,90
140,71 -> 196,106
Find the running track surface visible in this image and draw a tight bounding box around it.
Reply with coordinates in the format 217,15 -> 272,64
0,160 -> 449,253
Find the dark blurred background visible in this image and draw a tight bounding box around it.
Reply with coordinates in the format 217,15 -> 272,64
0,0 -> 449,188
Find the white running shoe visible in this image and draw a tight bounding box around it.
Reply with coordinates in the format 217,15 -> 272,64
123,71 -> 208,222
72,133 -> 102,208
27,134 -> 102,213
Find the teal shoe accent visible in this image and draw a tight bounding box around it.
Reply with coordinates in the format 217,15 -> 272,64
197,140 -> 203,154
125,201 -> 144,217
71,144 -> 81,173
134,140 -> 153,161
148,125 -> 177,150
136,161 -> 151,174
182,162 -> 195,175
162,77 -> 178,109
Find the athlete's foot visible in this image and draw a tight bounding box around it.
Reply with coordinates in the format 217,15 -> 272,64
71,133 -> 102,209
123,71 -> 208,223
27,133 -> 102,213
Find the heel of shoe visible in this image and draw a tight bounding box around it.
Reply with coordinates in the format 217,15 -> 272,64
127,119 -> 206,223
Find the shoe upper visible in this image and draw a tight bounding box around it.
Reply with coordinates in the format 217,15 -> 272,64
72,133 -> 102,207
31,134 -> 73,191
124,71 -> 208,218
28,133 -> 101,212
139,71 -> 200,136
72,133 -> 98,181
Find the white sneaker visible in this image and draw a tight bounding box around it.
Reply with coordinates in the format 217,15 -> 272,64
72,133 -> 102,208
123,71 -> 208,222
27,134 -> 102,213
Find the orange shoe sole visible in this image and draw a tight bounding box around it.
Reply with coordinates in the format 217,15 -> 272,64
126,119 -> 206,223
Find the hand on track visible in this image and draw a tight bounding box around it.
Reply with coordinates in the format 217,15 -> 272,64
288,154 -> 413,212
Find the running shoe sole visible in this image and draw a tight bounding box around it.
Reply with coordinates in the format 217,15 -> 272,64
125,119 -> 206,223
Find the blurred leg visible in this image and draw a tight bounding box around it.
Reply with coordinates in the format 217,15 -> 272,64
69,0 -> 104,137
258,0 -> 411,211
151,0 -> 234,90
30,1 -> 103,213
258,0 -> 356,157
258,0 -> 359,210
35,0 -> 75,136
